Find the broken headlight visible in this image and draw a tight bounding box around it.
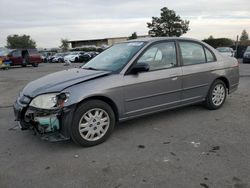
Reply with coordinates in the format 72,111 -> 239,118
29,93 -> 69,109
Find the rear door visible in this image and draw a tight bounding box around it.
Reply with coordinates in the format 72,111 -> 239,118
123,41 -> 182,117
178,40 -> 217,104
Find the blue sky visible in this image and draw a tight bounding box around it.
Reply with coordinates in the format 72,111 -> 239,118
0,0 -> 249,48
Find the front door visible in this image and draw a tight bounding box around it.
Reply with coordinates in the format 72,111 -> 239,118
10,50 -> 22,65
123,41 -> 182,118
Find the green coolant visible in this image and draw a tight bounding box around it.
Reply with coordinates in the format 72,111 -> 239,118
35,116 -> 59,132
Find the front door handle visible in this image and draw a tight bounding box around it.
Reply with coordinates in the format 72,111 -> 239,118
170,73 -> 178,81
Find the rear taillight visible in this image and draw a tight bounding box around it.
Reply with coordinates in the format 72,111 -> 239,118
236,59 -> 240,67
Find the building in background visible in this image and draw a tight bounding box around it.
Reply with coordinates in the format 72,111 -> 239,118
69,35 -> 149,49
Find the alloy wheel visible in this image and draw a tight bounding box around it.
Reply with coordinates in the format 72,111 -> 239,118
78,108 -> 110,141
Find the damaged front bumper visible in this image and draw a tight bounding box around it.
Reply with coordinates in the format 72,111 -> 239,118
13,96 -> 76,142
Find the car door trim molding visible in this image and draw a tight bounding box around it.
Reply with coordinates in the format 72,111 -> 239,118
125,82 -> 208,103
182,83 -> 209,91
125,88 -> 182,102
124,95 -> 202,116
125,100 -> 180,115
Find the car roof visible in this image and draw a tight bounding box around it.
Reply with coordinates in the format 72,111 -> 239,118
127,37 -> 202,43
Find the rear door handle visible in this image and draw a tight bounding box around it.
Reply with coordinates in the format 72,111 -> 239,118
171,77 -> 178,81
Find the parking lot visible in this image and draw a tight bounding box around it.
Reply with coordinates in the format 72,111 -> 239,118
0,62 -> 250,188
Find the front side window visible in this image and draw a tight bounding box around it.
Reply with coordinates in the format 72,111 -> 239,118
137,42 -> 177,71
179,42 -> 206,65
12,50 -> 21,57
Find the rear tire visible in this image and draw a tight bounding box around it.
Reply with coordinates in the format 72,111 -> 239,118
205,79 -> 227,110
71,100 -> 115,147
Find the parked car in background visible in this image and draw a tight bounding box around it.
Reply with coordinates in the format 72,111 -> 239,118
81,51 -> 99,62
2,49 -> 42,67
40,51 -> 57,63
0,47 -> 10,56
64,51 -> 85,63
0,48 -> 11,69
243,46 -> 250,63
216,47 -> 234,57
0,48 -> 10,59
51,52 -> 69,63
14,37 -> 239,147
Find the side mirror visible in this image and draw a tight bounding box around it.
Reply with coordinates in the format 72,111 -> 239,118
130,63 -> 149,74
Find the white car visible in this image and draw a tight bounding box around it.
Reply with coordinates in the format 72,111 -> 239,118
63,51 -> 85,63
216,47 -> 234,57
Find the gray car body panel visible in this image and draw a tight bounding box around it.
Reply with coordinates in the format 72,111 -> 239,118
23,37 -> 239,122
22,68 -> 110,98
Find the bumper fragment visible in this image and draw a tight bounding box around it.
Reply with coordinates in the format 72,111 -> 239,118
13,99 -> 75,141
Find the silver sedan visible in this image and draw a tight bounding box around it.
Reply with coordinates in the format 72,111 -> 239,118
14,37 -> 239,146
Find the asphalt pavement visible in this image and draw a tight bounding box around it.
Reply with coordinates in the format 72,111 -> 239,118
0,62 -> 250,188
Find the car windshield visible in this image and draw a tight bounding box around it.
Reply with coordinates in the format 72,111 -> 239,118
246,46 -> 250,52
217,47 -> 230,52
82,42 -> 145,72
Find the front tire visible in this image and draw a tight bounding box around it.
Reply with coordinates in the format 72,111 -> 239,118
71,100 -> 115,147
205,80 -> 227,110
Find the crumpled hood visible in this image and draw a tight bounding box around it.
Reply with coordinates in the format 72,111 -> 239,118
22,68 -> 110,98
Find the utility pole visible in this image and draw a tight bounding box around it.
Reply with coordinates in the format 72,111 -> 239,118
235,35 -> 239,58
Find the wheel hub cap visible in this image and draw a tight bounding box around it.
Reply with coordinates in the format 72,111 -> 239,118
78,108 -> 110,141
212,84 -> 226,106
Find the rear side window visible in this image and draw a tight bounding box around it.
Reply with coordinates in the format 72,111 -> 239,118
205,48 -> 216,62
179,42 -> 206,65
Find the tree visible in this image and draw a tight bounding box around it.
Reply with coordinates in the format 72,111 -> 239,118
240,29 -> 249,41
60,38 -> 69,52
6,34 -> 36,49
128,32 -> 138,40
203,38 -> 233,48
147,7 -> 190,37
208,35 -> 214,40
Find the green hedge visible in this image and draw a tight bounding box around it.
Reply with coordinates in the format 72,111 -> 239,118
203,38 -> 234,48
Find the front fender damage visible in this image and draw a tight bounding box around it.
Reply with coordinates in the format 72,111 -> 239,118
19,105 -> 76,142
